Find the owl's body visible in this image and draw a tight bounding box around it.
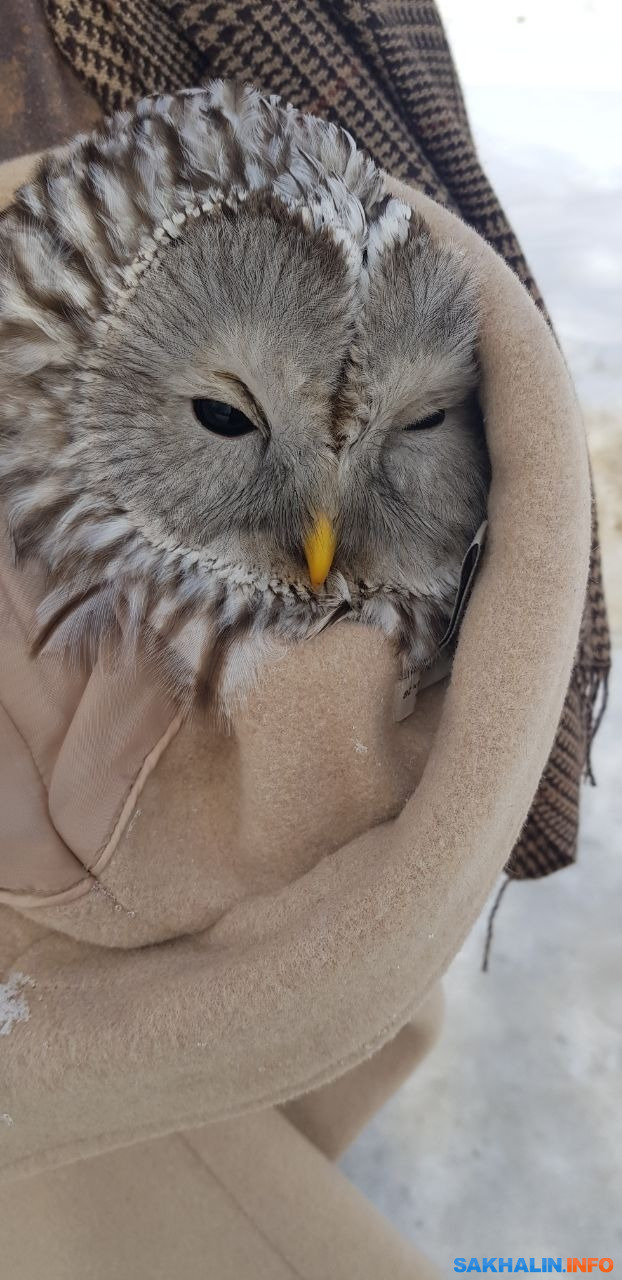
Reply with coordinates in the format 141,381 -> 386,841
0,82 -> 489,709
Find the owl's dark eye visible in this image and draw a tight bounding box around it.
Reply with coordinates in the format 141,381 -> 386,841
406,409 -> 446,431
192,398 -> 256,437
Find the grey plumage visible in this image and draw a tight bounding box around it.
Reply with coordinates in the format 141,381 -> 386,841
0,81 -> 489,710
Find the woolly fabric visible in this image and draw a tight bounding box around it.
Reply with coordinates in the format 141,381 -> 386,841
42,0 -> 610,880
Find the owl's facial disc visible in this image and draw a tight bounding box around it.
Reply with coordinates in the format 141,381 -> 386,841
79,200 -> 487,604
50,193 -> 489,670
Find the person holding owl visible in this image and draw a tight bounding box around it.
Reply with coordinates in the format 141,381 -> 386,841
0,77 -> 599,1280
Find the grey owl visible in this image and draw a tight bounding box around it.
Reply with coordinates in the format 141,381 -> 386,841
0,81 -> 489,710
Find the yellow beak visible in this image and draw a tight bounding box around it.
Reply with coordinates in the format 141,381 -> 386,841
304,513 -> 336,590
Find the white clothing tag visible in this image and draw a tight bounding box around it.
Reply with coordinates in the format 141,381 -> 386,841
393,667 -> 422,722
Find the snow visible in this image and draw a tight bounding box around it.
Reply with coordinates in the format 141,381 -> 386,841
438,0 -> 622,416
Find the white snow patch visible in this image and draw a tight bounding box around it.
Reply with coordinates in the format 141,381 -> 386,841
0,972 -> 35,1037
437,0 -> 622,415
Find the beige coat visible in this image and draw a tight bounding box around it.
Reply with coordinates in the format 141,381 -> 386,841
0,157 -> 590,1277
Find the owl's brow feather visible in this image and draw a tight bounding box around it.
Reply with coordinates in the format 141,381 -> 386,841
213,370 -> 269,431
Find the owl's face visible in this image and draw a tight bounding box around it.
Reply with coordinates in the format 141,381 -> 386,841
0,83 -> 489,704
88,195 -> 487,604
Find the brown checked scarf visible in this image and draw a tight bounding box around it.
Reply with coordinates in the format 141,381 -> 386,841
32,0 -> 611,879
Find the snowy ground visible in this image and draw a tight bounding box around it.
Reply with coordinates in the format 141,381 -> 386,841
342,3 -> 622,1270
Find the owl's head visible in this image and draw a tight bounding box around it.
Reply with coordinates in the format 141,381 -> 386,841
0,83 -> 489,705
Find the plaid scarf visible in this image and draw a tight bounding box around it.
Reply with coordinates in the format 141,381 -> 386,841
44,0 -> 610,880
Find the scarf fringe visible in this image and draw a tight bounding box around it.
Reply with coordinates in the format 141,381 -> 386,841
481,876 -> 512,973
581,663 -> 610,787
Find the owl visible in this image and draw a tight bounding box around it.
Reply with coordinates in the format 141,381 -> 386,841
0,81 -> 489,711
